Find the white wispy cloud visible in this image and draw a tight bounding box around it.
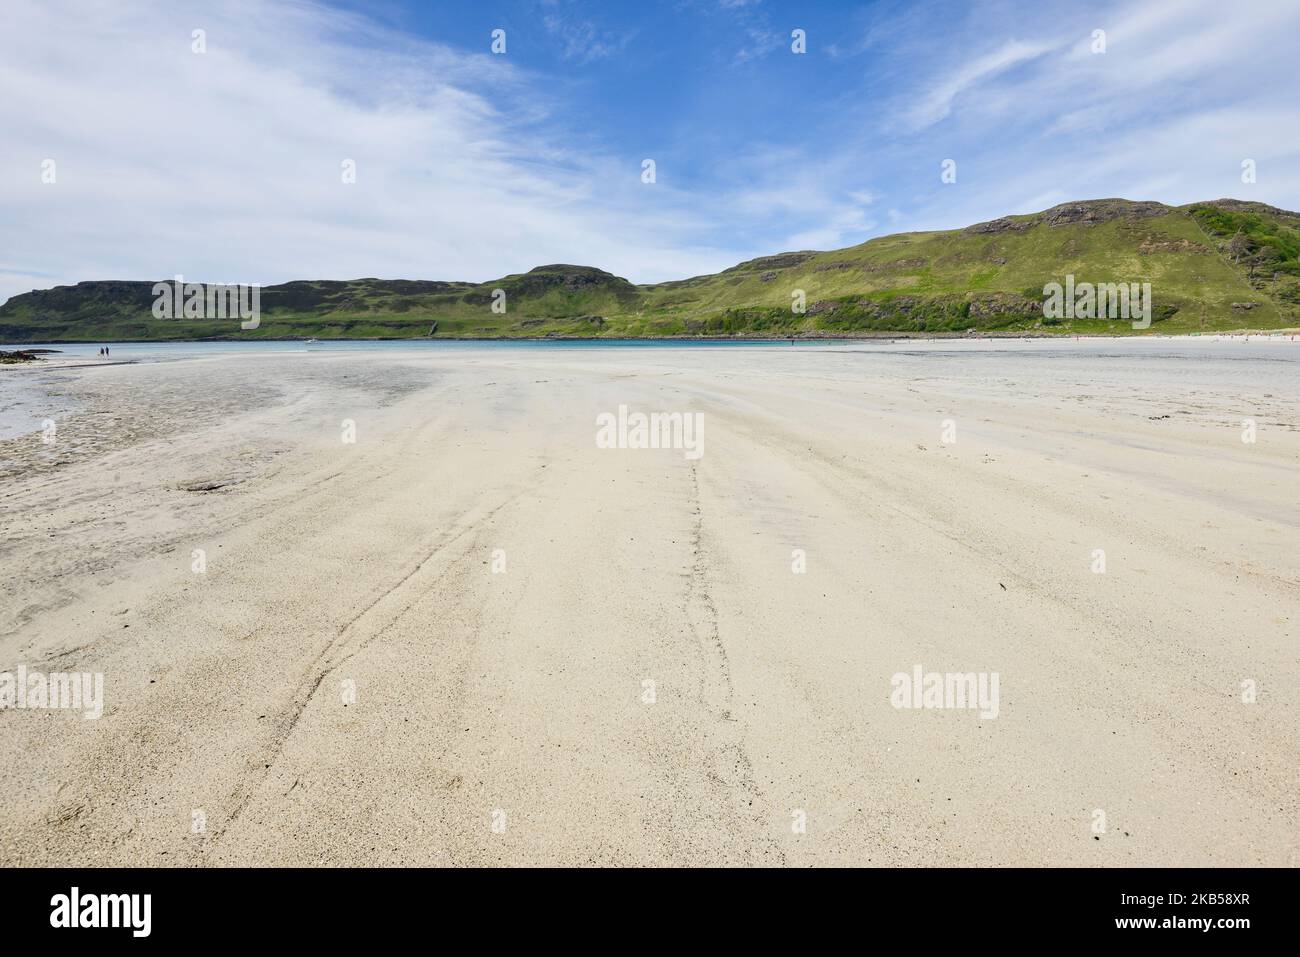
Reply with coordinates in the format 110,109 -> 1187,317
540,2 -> 635,64
0,0 -> 733,304
903,38 -> 1059,130
828,0 -> 1300,236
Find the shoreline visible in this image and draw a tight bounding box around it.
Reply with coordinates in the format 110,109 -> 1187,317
5,328 -> 1300,347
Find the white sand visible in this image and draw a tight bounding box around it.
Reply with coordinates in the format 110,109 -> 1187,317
0,340 -> 1296,866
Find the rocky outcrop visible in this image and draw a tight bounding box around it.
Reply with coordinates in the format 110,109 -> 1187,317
721,251 -> 819,274
1040,199 -> 1169,226
967,293 -> 1042,318
1138,237 -> 1210,254
1194,199 -> 1300,225
965,217 -> 1034,235
510,265 -> 637,297
967,199 -> 1171,235
874,257 -> 926,270
814,257 -> 926,272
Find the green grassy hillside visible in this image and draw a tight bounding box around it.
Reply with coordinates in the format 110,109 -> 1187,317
4,198 -> 1297,341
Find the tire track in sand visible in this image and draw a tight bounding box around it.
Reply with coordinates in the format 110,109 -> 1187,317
685,460 -> 786,865
209,466 -> 548,844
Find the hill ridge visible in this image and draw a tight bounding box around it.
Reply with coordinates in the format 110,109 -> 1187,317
4,198 -> 1297,340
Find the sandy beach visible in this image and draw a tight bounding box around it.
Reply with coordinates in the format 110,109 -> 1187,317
0,340 -> 1296,866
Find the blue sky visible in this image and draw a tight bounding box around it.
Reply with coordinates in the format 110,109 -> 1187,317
2,0 -> 1298,302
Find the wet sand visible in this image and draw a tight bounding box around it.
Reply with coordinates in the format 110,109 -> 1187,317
0,341 -> 1296,865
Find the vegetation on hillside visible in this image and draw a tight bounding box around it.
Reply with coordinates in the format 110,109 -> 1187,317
1185,201 -> 1300,312
3,199 -> 1297,341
